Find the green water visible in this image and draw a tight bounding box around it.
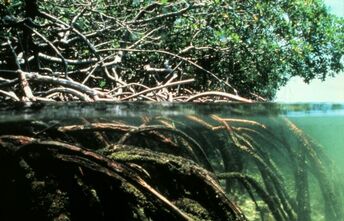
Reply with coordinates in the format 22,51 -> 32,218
290,113 -> 344,220
291,116 -> 344,172
0,102 -> 343,221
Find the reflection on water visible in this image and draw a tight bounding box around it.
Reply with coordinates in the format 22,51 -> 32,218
0,102 -> 343,221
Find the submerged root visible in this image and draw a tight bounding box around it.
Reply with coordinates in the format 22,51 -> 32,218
217,172 -> 285,221
0,112 -> 342,221
0,134 -> 246,221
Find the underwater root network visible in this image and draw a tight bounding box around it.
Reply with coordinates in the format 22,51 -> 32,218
0,130 -> 245,221
0,116 -> 343,221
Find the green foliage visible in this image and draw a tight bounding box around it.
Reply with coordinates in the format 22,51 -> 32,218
99,79 -> 106,88
163,0 -> 343,99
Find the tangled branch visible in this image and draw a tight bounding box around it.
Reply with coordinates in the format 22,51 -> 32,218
0,1 -> 252,102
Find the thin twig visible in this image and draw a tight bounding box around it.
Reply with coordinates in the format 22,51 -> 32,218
120,78 -> 194,101
24,24 -> 69,77
127,3 -> 192,25
97,48 -> 238,93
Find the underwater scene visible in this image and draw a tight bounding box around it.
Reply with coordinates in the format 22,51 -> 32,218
0,102 -> 343,221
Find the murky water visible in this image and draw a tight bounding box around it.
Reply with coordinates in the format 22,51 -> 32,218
0,102 -> 343,221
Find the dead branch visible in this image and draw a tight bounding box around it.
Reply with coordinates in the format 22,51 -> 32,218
186,91 -> 253,103
40,87 -> 94,101
0,89 -> 20,101
120,78 -> 194,101
23,71 -> 108,99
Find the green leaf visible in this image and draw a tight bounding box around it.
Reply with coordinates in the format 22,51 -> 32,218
99,80 -> 106,88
